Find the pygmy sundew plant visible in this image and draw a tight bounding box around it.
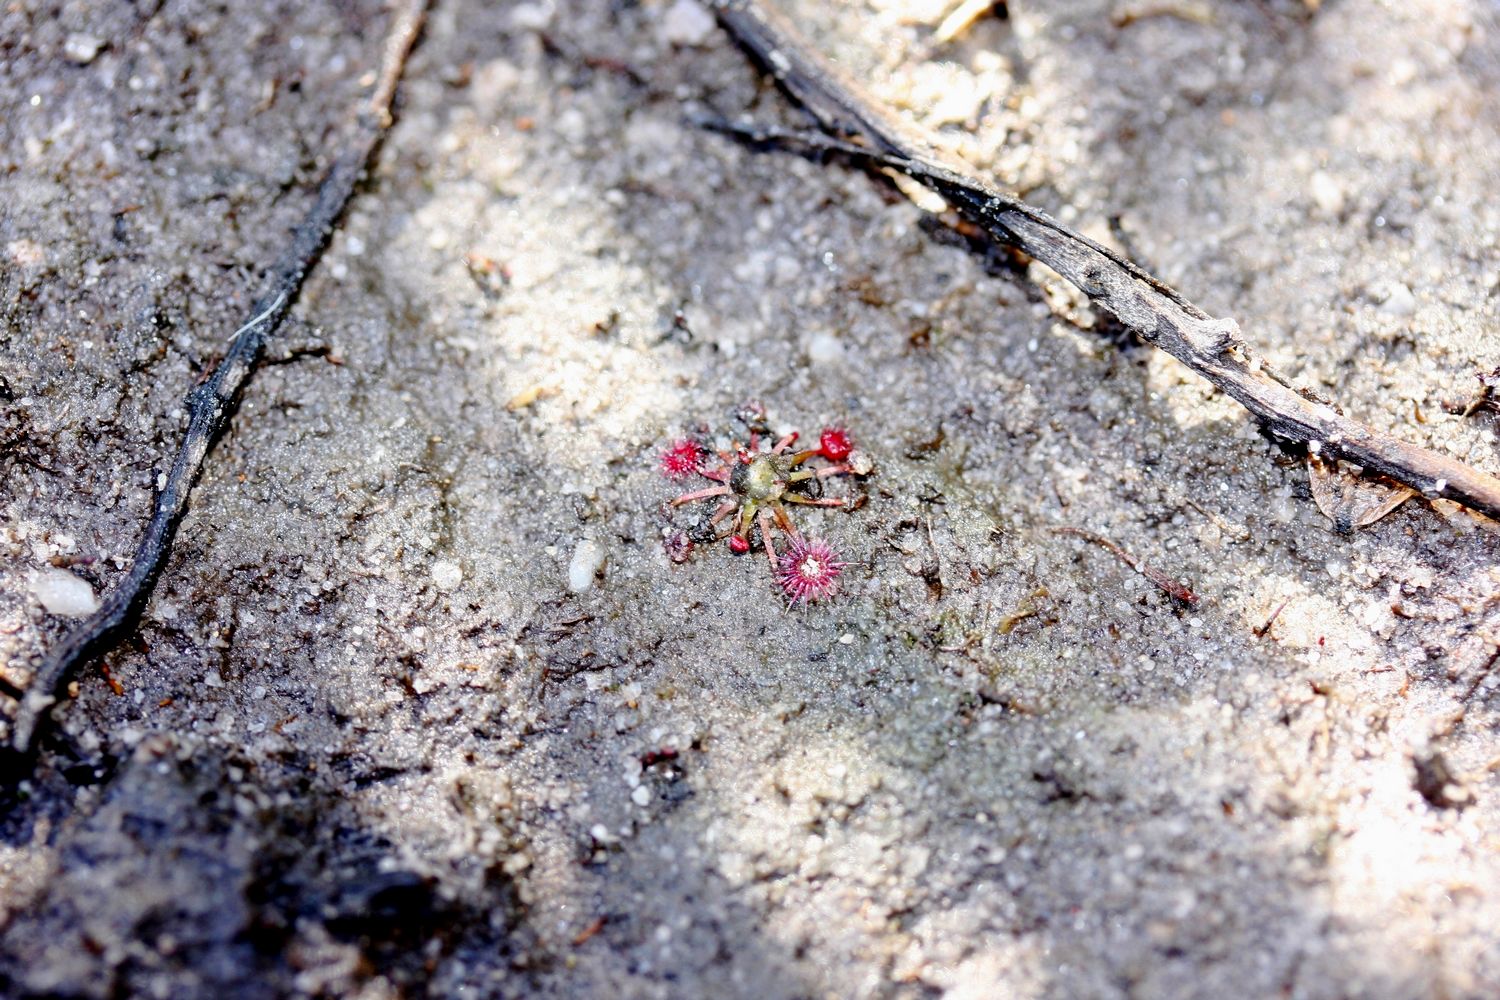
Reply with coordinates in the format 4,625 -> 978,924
775,536 -> 846,605
658,438 -> 704,480
659,412 -> 870,603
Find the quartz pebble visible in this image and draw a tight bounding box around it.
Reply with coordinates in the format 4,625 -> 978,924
432,559 -> 463,592
1382,282 -> 1416,317
659,0 -> 716,47
806,331 -> 846,366
568,538 -> 606,593
63,34 -> 103,65
1309,170 -> 1345,215
510,2 -> 553,31
32,568 -> 99,617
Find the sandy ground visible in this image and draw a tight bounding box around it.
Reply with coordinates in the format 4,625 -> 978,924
2,0 -> 1499,997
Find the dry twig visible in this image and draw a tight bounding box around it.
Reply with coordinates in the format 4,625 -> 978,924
5,0 -> 430,768
702,0 -> 1500,521
1254,598 -> 1290,638
1053,527 -> 1200,607
934,0 -> 1002,43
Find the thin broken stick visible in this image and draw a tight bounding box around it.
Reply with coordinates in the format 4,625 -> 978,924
703,0 -> 1500,523
1054,527 -> 1200,607
5,0 -> 430,767
934,0 -> 1000,43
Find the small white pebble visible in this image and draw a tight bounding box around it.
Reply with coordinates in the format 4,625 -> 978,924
568,538 -> 607,593
1388,57 -> 1419,87
658,0 -> 717,46
63,33 -> 103,65
631,784 -> 652,807
806,331 -> 845,366
555,107 -> 586,143
431,559 -> 463,592
6,239 -> 46,269
510,2 -> 553,30
1432,479 -> 1446,494
1381,282 -> 1416,317
1308,170 -> 1344,216
30,568 -> 99,617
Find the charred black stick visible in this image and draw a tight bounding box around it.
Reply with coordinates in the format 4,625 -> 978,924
7,0 -> 429,765
703,0 -> 1500,522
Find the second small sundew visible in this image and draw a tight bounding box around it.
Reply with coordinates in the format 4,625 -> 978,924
776,536 -> 845,605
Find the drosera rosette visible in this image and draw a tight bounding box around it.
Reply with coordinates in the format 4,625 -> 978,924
670,424 -> 856,567
775,536 -> 846,606
659,407 -> 872,603
658,437 -> 704,480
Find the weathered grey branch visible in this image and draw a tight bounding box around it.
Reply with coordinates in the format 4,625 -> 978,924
705,0 -> 1500,521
